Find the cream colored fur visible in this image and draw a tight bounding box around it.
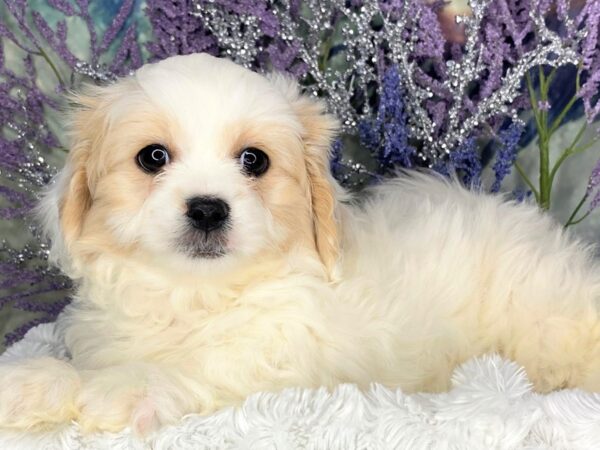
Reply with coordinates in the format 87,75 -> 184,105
2,53 -> 600,435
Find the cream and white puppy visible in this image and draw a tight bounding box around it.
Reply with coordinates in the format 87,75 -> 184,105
2,53 -> 600,435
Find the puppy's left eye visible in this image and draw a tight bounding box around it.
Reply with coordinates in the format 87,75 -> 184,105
239,148 -> 269,177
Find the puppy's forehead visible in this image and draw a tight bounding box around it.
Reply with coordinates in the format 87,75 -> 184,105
134,54 -> 295,129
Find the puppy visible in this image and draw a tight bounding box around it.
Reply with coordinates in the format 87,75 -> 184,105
1,53 -> 600,435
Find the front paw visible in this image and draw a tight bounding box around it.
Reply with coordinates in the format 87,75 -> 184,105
76,364 -> 188,435
0,357 -> 80,429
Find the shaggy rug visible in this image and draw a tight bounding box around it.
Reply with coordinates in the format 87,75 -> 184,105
0,324 -> 599,449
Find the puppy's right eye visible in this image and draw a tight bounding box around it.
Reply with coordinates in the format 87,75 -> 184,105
136,144 -> 170,173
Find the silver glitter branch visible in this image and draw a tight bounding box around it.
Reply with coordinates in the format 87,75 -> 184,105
192,0 -> 591,164
193,5 -> 264,68
453,19 -> 579,148
431,1 -> 581,156
274,0 -> 366,130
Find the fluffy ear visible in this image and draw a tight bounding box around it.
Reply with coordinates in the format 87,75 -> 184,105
268,74 -> 342,278
36,85 -> 110,273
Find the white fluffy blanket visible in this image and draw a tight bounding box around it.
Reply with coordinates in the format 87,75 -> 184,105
1,324 -> 600,449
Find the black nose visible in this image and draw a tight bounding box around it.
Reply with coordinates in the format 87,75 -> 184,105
186,197 -> 230,232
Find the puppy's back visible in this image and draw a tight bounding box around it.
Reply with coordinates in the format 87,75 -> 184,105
332,172 -> 600,392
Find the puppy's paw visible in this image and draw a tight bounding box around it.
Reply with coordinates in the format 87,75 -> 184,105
77,385 -> 156,435
76,364 -> 187,435
0,357 -> 80,429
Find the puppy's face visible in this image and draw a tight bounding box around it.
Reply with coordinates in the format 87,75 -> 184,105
46,54 -> 339,279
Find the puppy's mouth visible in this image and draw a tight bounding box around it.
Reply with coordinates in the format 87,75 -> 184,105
187,248 -> 227,259
176,228 -> 230,259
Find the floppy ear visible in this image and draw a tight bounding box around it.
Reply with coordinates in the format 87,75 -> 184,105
268,74 -> 342,278
36,86 -> 109,273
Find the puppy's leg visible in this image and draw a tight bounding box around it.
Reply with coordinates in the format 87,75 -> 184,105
0,357 -> 80,429
478,226 -> 600,392
76,362 -> 205,435
502,314 -> 600,392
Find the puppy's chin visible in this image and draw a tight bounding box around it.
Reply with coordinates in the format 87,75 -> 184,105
135,248 -> 239,279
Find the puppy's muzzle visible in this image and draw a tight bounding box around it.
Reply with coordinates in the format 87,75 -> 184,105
186,197 -> 230,232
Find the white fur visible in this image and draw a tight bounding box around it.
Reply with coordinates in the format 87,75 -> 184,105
3,54 -> 600,435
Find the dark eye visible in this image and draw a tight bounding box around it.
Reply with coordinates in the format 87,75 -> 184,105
136,144 -> 170,173
239,148 -> 269,177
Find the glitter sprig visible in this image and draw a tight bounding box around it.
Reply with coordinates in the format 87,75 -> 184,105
0,0 -> 143,345
191,0 -> 595,167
